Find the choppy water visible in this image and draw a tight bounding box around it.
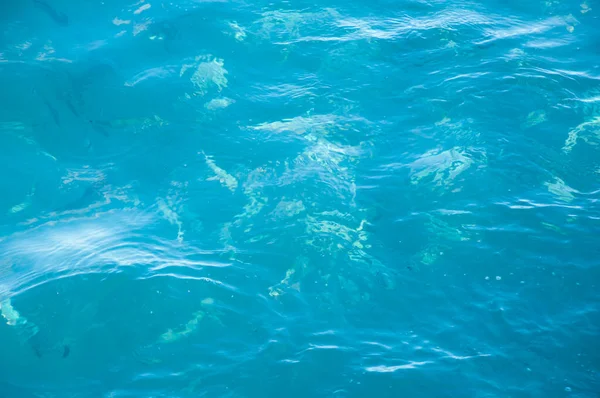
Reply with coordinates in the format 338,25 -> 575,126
1,0 -> 599,396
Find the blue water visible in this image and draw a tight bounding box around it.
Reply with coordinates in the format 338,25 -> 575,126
1,0 -> 599,396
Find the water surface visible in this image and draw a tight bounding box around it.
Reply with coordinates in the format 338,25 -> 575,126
0,0 -> 599,396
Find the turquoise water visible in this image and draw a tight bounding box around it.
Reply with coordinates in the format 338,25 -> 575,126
1,0 -> 599,396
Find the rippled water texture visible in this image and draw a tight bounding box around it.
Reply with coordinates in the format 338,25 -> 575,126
1,0 -> 599,396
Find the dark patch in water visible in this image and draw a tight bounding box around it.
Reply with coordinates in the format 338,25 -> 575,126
59,185 -> 101,212
32,0 -> 69,27
89,120 -> 110,137
76,61 -> 119,89
90,119 -> 112,128
42,98 -> 61,127
150,20 -> 179,42
64,97 -> 81,117
62,345 -> 70,358
31,341 -> 43,358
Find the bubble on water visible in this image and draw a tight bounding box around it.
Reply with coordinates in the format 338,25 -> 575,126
158,310 -> 205,343
271,199 -> 305,219
496,276 -> 501,281
250,114 -> 339,136
545,177 -> 576,203
203,152 -> 238,192
565,387 -> 572,392
157,197 -> 184,242
201,298 -> 214,306
409,147 -> 477,189
112,18 -> 130,26
205,97 -> 234,110
1,299 -> 24,326
522,110 -> 547,128
180,55 -> 228,96
581,2 -> 591,14
254,8 -> 341,42
269,257 -> 309,298
445,40 -> 457,49
416,245 -> 440,265
427,215 -> 470,242
542,222 -> 563,234
563,116 -> 600,153
227,21 -> 247,41
133,19 -> 151,36
436,117 -> 451,126
9,185 -> 35,214
158,301 -> 223,344
133,3 -> 151,15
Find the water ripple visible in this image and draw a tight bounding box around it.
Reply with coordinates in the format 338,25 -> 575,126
0,206 -> 228,298
1,0 -> 599,396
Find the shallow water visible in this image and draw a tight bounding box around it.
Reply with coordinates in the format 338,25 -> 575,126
1,0 -> 599,396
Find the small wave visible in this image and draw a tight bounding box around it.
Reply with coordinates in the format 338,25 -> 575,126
0,207 -> 228,298
365,360 -> 434,372
124,66 -> 176,87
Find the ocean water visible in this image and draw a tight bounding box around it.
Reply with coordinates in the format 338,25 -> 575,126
0,0 -> 599,396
